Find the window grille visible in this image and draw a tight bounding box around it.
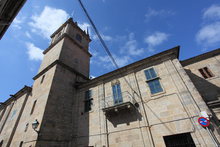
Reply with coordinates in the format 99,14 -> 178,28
144,68 -> 163,94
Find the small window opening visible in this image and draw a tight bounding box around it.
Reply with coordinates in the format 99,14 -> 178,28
76,34 -> 82,42
40,75 -> 45,84
30,100 -> 37,115
19,141 -> 23,147
163,133 -> 195,147
198,67 -> 214,79
84,90 -> 93,112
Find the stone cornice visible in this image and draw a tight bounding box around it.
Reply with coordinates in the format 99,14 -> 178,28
78,46 -> 180,89
0,86 -> 32,108
33,60 -> 89,81
181,48 -> 220,66
50,18 -> 91,42
43,33 -> 92,57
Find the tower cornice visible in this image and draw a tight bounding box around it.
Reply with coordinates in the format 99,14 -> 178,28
50,18 -> 91,42
43,33 -> 92,58
33,60 -> 89,81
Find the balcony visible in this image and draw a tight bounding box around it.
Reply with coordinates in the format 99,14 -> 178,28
102,91 -> 138,117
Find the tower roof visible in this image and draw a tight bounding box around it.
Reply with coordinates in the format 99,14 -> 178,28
50,17 -> 91,41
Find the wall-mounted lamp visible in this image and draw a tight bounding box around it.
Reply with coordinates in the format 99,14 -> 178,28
32,119 -> 39,133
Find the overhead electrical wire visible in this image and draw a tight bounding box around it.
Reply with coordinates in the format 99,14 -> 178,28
77,0 -> 119,69
76,1 -> 212,147
77,0 -> 139,96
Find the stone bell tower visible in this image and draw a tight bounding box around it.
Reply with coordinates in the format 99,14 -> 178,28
30,18 -> 91,147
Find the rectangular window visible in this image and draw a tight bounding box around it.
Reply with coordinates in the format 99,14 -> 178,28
30,100 -> 37,115
144,68 -> 163,94
19,141 -> 23,147
84,90 -> 93,112
163,133 -> 195,147
198,67 -> 214,79
112,83 -> 123,104
40,75 -> 45,84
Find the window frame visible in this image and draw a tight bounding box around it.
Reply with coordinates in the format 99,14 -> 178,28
112,83 -> 123,105
144,67 -> 164,95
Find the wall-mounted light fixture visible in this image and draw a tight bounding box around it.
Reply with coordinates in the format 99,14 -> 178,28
32,119 -> 39,133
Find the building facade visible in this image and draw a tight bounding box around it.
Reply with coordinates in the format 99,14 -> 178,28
0,0 -> 27,39
0,18 -> 220,147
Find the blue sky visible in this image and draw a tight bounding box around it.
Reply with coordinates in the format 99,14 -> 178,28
1,0 -> 220,102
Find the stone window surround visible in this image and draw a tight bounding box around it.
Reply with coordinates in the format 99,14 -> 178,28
144,66 -> 165,96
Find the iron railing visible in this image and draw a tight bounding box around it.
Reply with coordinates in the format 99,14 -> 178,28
102,91 -> 137,109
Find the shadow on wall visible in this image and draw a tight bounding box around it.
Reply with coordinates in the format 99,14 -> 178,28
185,69 -> 220,102
185,69 -> 220,135
106,108 -> 142,128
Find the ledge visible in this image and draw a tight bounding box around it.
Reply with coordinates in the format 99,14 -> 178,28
33,60 -> 89,81
102,101 -> 137,117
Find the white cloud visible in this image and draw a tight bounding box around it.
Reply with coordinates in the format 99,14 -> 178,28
25,31 -> 32,38
29,6 -> 69,39
92,34 -> 112,41
145,8 -> 174,22
196,22 -> 220,46
78,22 -> 91,34
26,42 -> 44,61
144,32 -> 169,52
98,55 -> 130,68
114,55 -> 130,67
120,33 -> 144,56
90,75 -> 96,79
196,5 -> 220,48
12,17 -> 26,29
203,4 -> 220,20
